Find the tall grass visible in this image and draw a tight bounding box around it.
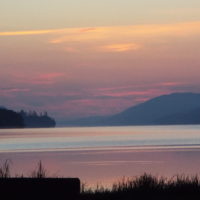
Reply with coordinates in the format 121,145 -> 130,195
31,160 -> 47,178
81,173 -> 200,200
0,160 -> 47,178
0,160 -> 11,178
1,160 -> 200,199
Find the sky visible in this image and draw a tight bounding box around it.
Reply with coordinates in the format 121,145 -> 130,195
0,0 -> 200,121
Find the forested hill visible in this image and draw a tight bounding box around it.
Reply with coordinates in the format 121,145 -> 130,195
19,110 -> 56,128
0,108 -> 56,128
0,108 -> 24,128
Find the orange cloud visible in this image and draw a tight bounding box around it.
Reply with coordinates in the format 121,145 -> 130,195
100,43 -> 141,52
48,21 -> 200,44
1,21 -> 200,56
1,21 -> 200,38
0,29 -> 67,36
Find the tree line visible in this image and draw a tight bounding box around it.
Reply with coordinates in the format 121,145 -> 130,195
0,108 -> 56,128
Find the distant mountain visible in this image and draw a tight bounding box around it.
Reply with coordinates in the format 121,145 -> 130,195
19,110 -> 56,128
64,93 -> 200,126
156,108 -> 200,125
0,108 -> 24,128
108,93 -> 200,125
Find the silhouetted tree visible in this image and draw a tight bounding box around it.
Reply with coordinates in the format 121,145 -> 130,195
0,108 -> 24,128
19,110 -> 56,128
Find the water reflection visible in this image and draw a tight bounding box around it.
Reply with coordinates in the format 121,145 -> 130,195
0,125 -> 200,187
0,125 -> 200,152
1,148 -> 200,187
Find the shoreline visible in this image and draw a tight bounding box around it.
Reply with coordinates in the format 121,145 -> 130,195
1,144 -> 200,153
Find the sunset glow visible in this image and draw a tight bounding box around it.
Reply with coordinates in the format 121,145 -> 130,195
1,0 -> 200,121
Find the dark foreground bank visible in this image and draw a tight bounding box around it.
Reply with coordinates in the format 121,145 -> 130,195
1,161 -> 200,200
81,173 -> 200,200
1,175 -> 200,200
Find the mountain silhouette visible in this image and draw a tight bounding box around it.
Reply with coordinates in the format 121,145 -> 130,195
64,93 -> 200,126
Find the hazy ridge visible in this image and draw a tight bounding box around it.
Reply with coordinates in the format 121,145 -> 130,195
63,93 -> 200,126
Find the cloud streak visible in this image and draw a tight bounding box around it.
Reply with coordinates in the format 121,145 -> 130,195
1,21 -> 200,55
0,88 -> 30,92
1,21 -> 200,38
0,29 -> 66,36
49,21 -> 200,44
48,21 -> 200,53
13,73 -> 66,86
100,43 -> 141,52
0,27 -> 97,37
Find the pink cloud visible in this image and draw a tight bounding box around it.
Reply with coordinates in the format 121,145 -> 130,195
93,82 -> 185,94
37,73 -> 64,80
0,88 -> 30,93
98,90 -> 153,97
96,90 -> 172,103
41,87 -> 173,119
159,82 -> 184,87
91,82 -> 180,99
14,73 -> 65,86
0,88 -> 30,98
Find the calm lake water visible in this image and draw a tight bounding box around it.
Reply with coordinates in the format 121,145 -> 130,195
0,125 -> 200,187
